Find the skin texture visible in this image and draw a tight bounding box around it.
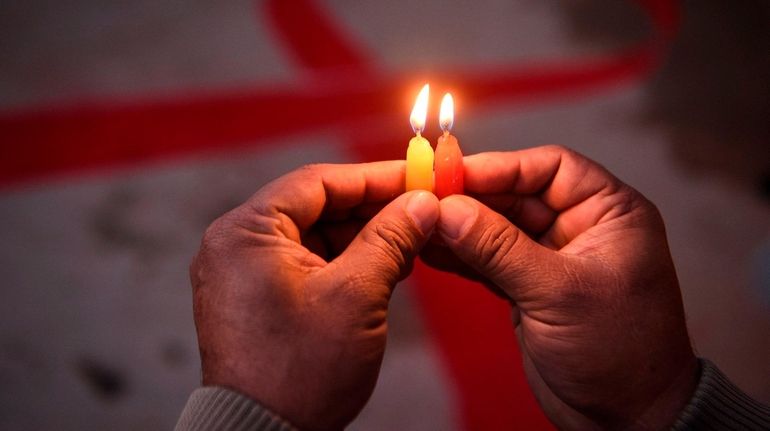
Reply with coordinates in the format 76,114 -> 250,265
423,146 -> 698,430
191,161 -> 440,431
191,147 -> 698,430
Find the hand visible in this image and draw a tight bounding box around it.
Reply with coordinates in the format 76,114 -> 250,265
190,162 -> 438,430
424,146 -> 698,430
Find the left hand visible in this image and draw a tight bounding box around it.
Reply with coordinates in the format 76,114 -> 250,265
421,147 -> 697,430
190,162 -> 439,431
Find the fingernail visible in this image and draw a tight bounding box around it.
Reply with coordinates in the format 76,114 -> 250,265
439,196 -> 477,240
406,191 -> 439,235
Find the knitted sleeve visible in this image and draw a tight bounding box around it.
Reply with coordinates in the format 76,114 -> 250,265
671,358 -> 770,430
175,386 -> 297,431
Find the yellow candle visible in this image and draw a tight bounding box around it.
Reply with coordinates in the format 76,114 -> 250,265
407,135 -> 433,191
406,84 -> 434,192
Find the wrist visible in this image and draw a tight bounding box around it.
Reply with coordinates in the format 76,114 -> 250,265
202,358 -> 358,431
628,354 -> 699,430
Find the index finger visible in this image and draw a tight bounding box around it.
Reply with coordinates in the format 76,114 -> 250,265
464,145 -> 619,211
464,146 -> 640,249
240,160 -> 407,239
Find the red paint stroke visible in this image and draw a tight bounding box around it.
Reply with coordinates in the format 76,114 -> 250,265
0,2 -> 680,430
409,263 -> 553,430
265,0 -> 374,75
1,45 -> 659,187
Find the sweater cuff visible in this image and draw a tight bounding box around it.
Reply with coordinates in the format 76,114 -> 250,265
671,358 -> 770,430
175,386 -> 298,431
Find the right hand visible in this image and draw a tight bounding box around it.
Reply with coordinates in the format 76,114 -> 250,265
422,146 -> 698,430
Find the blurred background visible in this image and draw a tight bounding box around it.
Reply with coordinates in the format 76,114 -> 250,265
1,0 -> 768,430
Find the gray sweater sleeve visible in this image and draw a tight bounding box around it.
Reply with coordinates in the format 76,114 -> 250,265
672,359 -> 770,430
175,387 -> 297,431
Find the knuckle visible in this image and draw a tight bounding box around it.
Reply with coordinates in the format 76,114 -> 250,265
297,163 -> 322,174
474,221 -> 520,276
367,221 -> 415,267
200,216 -> 230,250
296,163 -> 331,179
544,144 -> 589,170
543,143 -> 570,154
276,163 -> 327,190
191,215 -> 233,283
542,144 -> 579,161
611,185 -> 666,232
635,191 -> 665,226
612,186 -> 641,216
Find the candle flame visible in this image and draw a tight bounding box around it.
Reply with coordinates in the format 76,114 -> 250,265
410,84 -> 429,134
439,93 -> 454,132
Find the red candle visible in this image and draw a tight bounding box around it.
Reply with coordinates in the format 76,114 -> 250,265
434,93 -> 463,199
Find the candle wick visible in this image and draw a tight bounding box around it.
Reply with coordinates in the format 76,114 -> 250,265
416,130 -> 422,138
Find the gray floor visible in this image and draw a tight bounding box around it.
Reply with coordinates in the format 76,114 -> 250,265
1,1 -> 768,429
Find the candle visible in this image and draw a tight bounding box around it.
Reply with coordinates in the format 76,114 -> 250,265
406,84 -> 434,192
434,93 -> 463,198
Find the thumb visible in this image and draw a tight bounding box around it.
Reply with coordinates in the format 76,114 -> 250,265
437,195 -> 566,302
333,190 -> 439,287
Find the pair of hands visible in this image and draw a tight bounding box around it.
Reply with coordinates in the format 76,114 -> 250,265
190,146 -> 698,430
